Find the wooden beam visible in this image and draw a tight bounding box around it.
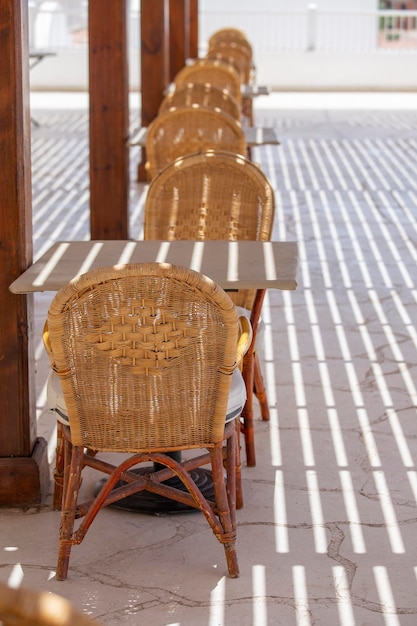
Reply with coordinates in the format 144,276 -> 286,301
0,0 -> 49,506
169,0 -> 187,81
89,0 -> 130,239
138,0 -> 170,181
188,0 -> 199,59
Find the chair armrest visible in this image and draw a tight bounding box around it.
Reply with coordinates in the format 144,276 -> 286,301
236,315 -> 253,368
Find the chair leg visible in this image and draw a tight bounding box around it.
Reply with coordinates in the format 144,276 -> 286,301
233,420 -> 244,510
53,422 -> 65,510
254,352 -> 270,421
56,445 -> 83,581
242,350 -> 256,467
211,447 -> 239,578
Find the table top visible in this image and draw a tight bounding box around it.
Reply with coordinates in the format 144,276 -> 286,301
241,84 -> 270,98
129,125 -> 280,148
9,240 -> 298,294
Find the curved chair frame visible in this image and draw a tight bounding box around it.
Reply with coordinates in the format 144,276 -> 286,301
46,262 -> 250,580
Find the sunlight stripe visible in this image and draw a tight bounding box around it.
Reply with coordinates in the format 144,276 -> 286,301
329,139 -> 362,191
318,139 -> 348,190
373,471 -> 405,554
287,139 -> 306,190
209,577 -> 225,626
332,565 -> 356,625
252,565 -> 267,625
292,566 -> 312,626
306,470 -> 327,553
340,139 -> 376,191
373,566 -> 401,625
274,470 -> 289,553
339,471 -> 366,553
307,139 -> 335,190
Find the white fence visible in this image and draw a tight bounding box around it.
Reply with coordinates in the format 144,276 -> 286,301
28,2 -> 417,91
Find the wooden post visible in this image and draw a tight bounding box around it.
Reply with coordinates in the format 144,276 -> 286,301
138,0 -> 170,181
169,0 -> 188,81
89,0 -> 130,239
188,0 -> 199,59
0,0 -> 49,506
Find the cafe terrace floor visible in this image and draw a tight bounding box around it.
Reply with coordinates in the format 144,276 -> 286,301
1,92 -> 417,625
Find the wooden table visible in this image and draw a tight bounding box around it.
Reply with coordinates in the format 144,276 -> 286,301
9,240 -> 298,294
241,84 -> 270,98
129,125 -> 280,148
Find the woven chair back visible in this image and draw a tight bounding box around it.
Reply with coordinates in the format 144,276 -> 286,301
173,59 -> 242,103
208,27 -> 253,57
144,149 -> 275,309
47,263 -> 239,450
159,82 -> 241,121
145,105 -> 247,179
206,42 -> 252,83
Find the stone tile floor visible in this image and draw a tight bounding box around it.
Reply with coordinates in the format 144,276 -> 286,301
1,92 -> 417,625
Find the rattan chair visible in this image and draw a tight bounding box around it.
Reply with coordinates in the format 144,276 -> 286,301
173,58 -> 242,105
206,42 -> 252,84
144,150 -> 275,467
45,262 -> 252,580
158,82 -> 241,121
208,27 -> 253,58
0,583 -> 99,625
145,104 -> 247,179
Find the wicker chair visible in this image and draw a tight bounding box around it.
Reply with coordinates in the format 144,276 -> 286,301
159,82 -> 241,121
206,42 -> 252,84
0,583 -> 99,625
144,150 -> 275,468
44,262 -> 252,580
145,105 -> 247,180
173,58 -> 242,105
208,27 -> 253,58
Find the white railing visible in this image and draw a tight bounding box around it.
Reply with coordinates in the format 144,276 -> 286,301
28,2 -> 417,91
29,3 -> 417,54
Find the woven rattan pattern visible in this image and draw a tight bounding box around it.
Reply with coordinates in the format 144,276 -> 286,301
173,58 -> 242,104
144,149 -> 275,309
145,105 -> 247,179
159,82 -> 241,120
47,263 -> 239,451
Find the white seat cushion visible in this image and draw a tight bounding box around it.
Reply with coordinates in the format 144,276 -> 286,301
46,367 -> 247,426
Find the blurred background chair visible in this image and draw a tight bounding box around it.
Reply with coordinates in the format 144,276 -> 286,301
207,27 -> 254,59
0,583 -> 100,625
159,82 -> 241,122
173,58 -> 242,107
144,105 -> 247,179
45,263 -> 250,580
206,28 -> 256,125
144,150 -> 275,467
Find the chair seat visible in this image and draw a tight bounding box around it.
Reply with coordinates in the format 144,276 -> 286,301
47,367 -> 247,426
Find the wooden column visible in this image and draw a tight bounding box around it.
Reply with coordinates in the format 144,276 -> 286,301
169,0 -> 188,81
188,0 -> 199,59
138,0 -> 170,181
89,0 -> 130,239
0,0 -> 49,506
